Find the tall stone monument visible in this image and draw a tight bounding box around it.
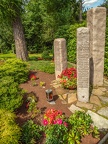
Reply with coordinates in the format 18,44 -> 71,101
77,27 -> 90,103
87,7 -> 106,86
54,38 -> 67,79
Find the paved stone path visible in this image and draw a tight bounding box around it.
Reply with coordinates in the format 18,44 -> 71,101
51,78 -> 108,129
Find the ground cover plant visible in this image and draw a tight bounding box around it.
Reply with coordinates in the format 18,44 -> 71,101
0,59 -> 29,84
0,76 -> 24,111
0,109 -> 21,144
22,120 -> 43,144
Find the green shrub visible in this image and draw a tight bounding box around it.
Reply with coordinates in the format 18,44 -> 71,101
0,58 -> 29,84
104,17 -> 108,77
67,22 -> 86,64
42,50 -> 52,60
45,124 -> 68,144
0,109 -> 21,144
68,111 -> 99,144
22,120 -> 43,144
0,76 -> 23,111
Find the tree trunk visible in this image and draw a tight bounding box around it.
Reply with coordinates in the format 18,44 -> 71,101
79,1 -> 83,22
12,16 -> 28,61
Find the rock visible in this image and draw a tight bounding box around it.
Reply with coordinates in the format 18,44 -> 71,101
58,95 -> 63,100
97,107 -> 108,118
87,110 -> 108,129
90,95 -> 102,107
99,87 -> 107,92
55,87 -> 68,95
62,93 -> 68,100
68,104 -> 84,113
76,101 -> 93,110
98,95 -> 108,103
67,93 -> 77,104
104,79 -> 108,86
61,100 -> 67,104
92,88 -> 105,96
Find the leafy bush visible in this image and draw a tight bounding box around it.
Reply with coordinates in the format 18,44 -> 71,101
0,76 -> 23,111
68,111 -> 99,144
0,58 -> 29,84
104,17 -> 108,77
22,120 -> 43,144
0,109 -> 21,144
43,109 -> 68,144
45,124 -> 68,144
42,50 -> 52,60
67,22 -> 86,64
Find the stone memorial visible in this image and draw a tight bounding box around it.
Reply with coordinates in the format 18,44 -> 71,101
87,7 -> 106,86
77,27 -> 90,103
54,38 -> 67,79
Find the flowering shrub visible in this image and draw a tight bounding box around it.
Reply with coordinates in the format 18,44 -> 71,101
43,108 -> 67,126
58,67 -> 77,89
43,109 -> 68,144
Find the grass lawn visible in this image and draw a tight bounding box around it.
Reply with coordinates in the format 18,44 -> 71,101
0,53 -> 76,74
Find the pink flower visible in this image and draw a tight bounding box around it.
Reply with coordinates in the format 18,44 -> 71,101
43,119 -> 48,125
56,119 -> 63,125
53,120 -> 57,124
63,122 -> 68,127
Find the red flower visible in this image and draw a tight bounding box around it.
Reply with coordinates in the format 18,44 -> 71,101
29,74 -> 37,80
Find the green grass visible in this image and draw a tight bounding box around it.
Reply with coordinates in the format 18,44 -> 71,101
28,60 -> 55,74
0,53 -> 76,74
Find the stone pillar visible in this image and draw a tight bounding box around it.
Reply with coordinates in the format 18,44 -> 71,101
87,7 -> 106,86
77,27 -> 90,103
54,38 -> 67,79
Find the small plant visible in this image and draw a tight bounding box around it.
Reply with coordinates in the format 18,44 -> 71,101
0,109 -> 21,144
58,67 -> 77,89
40,81 -> 46,87
22,120 -> 43,144
43,109 -> 68,144
26,92 -> 40,118
67,111 -> 99,144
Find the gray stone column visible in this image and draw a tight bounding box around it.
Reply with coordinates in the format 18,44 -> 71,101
77,27 -> 90,103
54,38 -> 67,79
87,7 -> 106,86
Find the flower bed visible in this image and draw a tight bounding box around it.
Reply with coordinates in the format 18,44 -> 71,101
58,67 -> 77,89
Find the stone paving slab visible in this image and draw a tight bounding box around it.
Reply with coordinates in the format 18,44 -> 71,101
76,101 -> 94,110
98,95 -> 108,103
90,95 -> 102,107
97,107 -> 108,118
87,110 -> 108,129
68,104 -> 84,113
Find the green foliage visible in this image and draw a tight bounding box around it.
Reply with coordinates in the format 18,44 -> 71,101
29,60 -> 55,74
68,111 -> 99,144
0,109 -> 21,144
67,21 -> 86,64
0,58 -> 29,84
42,50 -> 52,60
22,120 -> 43,144
26,92 -> 40,118
104,17 -> 108,77
45,124 -> 68,144
0,76 -> 23,111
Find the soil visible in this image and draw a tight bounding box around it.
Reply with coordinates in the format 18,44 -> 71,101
15,71 -> 106,144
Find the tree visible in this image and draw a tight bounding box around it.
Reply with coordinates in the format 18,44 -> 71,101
0,0 -> 28,61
